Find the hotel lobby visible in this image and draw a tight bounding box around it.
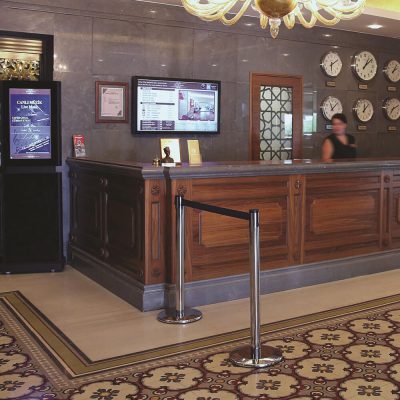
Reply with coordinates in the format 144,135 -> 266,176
1,0 -> 400,398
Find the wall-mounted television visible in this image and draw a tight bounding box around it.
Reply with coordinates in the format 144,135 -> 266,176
0,81 -> 61,166
132,76 -> 221,134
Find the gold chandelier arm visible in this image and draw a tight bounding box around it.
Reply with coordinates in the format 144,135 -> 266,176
259,14 -> 268,29
220,0 -> 253,25
298,0 -> 365,27
180,0 -> 366,37
283,13 -> 295,29
293,7 -> 317,29
315,0 -> 366,13
181,0 -> 250,23
313,11 -> 340,26
182,0 -> 225,19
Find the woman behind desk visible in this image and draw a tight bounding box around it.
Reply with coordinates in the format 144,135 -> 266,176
321,113 -> 357,161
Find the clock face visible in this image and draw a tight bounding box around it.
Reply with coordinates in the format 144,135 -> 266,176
353,99 -> 374,123
352,51 -> 378,82
384,60 -> 400,83
383,98 -> 400,121
321,51 -> 343,78
321,96 -> 343,121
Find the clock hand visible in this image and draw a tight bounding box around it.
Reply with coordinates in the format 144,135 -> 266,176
330,60 -> 338,70
393,65 -> 399,74
363,103 -> 369,113
392,105 -> 399,113
363,58 -> 372,70
332,102 -> 338,111
330,101 -> 334,111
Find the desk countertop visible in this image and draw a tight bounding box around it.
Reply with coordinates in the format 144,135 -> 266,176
67,157 -> 400,179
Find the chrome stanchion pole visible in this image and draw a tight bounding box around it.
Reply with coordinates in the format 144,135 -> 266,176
158,195 -> 202,324
229,209 -> 283,368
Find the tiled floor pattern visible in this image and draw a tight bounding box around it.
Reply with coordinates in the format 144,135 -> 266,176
1,291 -> 400,399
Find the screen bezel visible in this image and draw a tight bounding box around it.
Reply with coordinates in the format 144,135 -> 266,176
132,76 -> 221,135
1,81 -> 61,167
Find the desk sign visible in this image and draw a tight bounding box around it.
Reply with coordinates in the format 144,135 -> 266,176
357,125 -> 367,131
388,86 -> 397,92
187,140 -> 202,164
358,83 -> 368,90
388,126 -> 397,132
326,81 -> 336,88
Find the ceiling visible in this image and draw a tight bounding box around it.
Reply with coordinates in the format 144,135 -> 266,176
137,0 -> 400,38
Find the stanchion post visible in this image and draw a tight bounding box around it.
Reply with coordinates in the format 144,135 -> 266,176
176,195 -> 185,319
229,209 -> 283,368
157,195 -> 202,324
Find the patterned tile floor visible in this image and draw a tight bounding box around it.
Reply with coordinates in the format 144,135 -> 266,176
1,291 -> 400,399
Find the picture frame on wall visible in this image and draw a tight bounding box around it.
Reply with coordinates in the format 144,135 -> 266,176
95,81 -> 129,123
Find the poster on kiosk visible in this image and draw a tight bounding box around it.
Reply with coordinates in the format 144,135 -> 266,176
0,81 -> 61,168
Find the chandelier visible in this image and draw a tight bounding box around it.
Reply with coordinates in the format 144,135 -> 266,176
181,0 -> 366,38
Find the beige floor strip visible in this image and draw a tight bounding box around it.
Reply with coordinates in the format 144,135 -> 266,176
2,290 -> 400,377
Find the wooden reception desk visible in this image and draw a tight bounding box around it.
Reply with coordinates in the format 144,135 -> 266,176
67,158 -> 400,310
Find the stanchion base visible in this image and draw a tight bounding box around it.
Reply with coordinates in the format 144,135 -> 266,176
157,308 -> 202,324
229,345 -> 283,368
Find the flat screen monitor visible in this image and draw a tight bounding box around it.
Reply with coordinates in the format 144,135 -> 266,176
133,76 -> 221,134
0,81 -> 61,166
9,87 -> 52,160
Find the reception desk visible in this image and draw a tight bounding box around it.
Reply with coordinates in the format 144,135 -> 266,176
67,158 -> 400,310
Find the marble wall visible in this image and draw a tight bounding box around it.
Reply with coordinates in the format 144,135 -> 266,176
0,0 -> 399,250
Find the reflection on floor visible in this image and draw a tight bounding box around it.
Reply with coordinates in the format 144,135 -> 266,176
0,266 -> 399,362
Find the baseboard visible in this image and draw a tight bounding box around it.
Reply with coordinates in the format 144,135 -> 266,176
70,246 -> 165,311
70,246 -> 400,311
170,250 -> 400,308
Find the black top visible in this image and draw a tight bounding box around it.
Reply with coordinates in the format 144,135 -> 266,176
325,133 -> 357,159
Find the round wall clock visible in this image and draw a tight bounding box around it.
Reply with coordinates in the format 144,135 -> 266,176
384,60 -> 400,83
321,96 -> 343,121
352,51 -> 378,82
321,51 -> 343,78
353,99 -> 374,123
383,98 -> 400,121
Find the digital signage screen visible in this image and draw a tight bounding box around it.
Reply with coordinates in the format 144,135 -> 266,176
9,87 -> 52,160
133,77 -> 220,134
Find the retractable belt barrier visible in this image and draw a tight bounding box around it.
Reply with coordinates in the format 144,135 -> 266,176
157,195 -> 283,368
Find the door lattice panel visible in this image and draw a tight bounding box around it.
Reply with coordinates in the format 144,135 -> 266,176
259,86 -> 293,160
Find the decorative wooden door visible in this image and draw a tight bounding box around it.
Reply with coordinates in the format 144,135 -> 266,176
250,73 -> 303,160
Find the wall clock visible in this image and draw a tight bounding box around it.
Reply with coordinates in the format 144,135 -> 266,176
352,51 -> 378,82
321,51 -> 343,78
383,98 -> 400,121
353,99 -> 374,123
321,96 -> 343,120
383,60 -> 400,84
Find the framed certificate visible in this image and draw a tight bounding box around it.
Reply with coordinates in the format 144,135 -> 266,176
95,81 -> 128,123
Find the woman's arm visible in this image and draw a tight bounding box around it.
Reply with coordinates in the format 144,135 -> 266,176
321,138 -> 334,161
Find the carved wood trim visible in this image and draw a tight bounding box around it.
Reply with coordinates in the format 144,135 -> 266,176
151,185 -> 161,196
177,185 -> 187,197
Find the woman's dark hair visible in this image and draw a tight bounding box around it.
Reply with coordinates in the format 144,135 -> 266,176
331,113 -> 347,124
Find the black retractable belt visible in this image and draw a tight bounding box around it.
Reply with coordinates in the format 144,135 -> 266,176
157,195 -> 283,369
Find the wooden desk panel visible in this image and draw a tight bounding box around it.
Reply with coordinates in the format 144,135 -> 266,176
68,158 -> 400,288
167,175 -> 302,280
304,172 -> 382,263
69,162 -> 165,284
